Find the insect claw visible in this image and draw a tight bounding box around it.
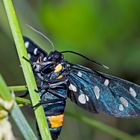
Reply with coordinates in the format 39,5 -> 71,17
34,89 -> 39,93
32,102 -> 41,109
22,56 -> 30,62
32,100 -> 44,109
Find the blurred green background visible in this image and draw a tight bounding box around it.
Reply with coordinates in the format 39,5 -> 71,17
0,0 -> 140,140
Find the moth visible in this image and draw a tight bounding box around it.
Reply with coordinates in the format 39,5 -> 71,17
23,30 -> 140,140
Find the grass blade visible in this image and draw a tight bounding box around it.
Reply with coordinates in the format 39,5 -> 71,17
2,0 -> 51,139
11,102 -> 37,140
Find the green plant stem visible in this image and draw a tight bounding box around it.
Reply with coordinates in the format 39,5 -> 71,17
9,85 -> 27,92
0,75 -> 12,101
66,112 -> 138,140
2,1 -> 51,139
16,97 -> 31,105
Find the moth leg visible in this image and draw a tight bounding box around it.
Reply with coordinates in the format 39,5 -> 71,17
34,89 -> 47,99
22,56 -> 30,63
33,88 -> 66,109
32,98 -> 65,109
34,88 -> 66,99
48,89 -> 66,99
22,56 -> 36,68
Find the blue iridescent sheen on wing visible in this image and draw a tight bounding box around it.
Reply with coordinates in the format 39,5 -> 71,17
68,64 -> 140,117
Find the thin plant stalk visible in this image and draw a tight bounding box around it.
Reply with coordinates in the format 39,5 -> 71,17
9,85 -> 27,92
2,0 -> 51,139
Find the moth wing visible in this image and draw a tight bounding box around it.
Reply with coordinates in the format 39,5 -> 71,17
68,64 -> 140,117
23,36 -> 48,62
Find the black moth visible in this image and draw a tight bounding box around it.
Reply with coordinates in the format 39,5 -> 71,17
23,36 -> 140,140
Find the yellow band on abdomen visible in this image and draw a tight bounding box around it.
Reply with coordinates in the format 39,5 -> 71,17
48,114 -> 64,128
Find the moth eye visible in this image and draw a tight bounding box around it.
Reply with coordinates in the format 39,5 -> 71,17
48,51 -> 63,61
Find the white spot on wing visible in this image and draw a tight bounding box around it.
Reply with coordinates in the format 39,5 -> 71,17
120,97 -> 128,107
94,86 -> 100,99
78,94 -> 89,104
129,87 -> 137,98
43,57 -> 47,61
86,95 -> 89,101
119,104 -> 124,111
104,79 -> 109,86
69,84 -> 77,92
34,48 -> 38,55
25,41 -> 29,48
77,71 -> 82,77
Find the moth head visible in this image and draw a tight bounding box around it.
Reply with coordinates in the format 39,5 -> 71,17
47,51 -> 64,62
40,51 -> 64,76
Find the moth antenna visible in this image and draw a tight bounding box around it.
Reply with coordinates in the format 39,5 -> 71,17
26,24 -> 55,51
61,50 -> 109,69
